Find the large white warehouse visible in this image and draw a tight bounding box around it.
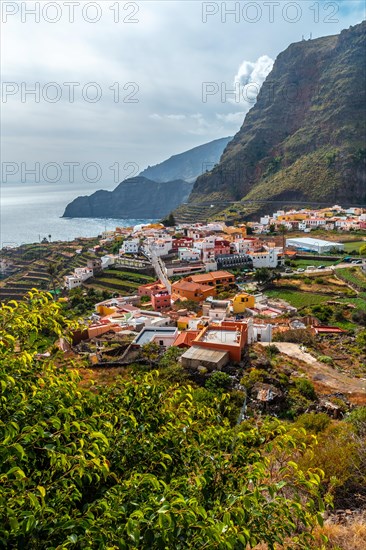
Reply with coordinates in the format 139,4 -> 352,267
286,237 -> 344,254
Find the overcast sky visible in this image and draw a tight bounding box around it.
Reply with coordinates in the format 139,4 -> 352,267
1,0 -> 365,191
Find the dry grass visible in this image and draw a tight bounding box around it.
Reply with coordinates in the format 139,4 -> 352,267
247,512 -> 366,549
313,513 -> 366,550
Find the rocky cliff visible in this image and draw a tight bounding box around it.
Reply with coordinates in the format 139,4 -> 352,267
139,136 -> 232,183
63,177 -> 193,219
175,22 -> 366,222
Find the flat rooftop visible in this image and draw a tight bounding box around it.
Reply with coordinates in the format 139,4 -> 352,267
198,328 -> 241,346
286,237 -> 343,247
133,327 -> 177,345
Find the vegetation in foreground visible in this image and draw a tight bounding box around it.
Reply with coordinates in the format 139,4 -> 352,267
1,292 -> 365,549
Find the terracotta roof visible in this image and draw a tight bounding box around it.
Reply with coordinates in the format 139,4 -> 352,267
173,330 -> 200,347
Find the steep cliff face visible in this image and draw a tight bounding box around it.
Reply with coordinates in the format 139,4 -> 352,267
139,136 -> 233,183
179,22 -> 366,220
63,177 -> 193,219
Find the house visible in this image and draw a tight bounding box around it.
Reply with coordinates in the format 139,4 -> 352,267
232,292 -> 255,314
64,267 -> 94,290
190,320 -> 248,362
188,270 -> 235,288
249,248 -> 281,268
171,280 -> 216,302
202,299 -> 231,321
180,346 -> 229,371
138,281 -> 166,297
120,238 -> 140,255
178,247 -> 201,262
151,291 -> 171,312
132,326 -> 178,348
173,330 -> 200,348
247,321 -> 273,343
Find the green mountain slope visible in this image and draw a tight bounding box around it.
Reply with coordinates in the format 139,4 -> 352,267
175,22 -> 366,222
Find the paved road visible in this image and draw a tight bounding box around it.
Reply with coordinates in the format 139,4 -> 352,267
281,262 -> 365,277
144,245 -> 171,293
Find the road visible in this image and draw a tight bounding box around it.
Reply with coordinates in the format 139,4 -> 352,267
144,245 -> 171,293
281,261 -> 365,277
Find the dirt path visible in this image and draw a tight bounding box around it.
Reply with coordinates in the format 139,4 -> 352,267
260,342 -> 366,399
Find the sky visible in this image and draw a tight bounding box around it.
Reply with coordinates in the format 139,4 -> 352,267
1,0 -> 365,193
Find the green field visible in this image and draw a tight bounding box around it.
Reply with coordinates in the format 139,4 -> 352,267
265,289 -> 329,309
336,267 -> 366,290
342,241 -> 365,253
292,259 -> 335,268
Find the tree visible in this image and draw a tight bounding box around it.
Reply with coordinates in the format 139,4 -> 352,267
162,213 -> 175,227
359,244 -> 366,257
46,262 -> 58,294
0,291 -> 327,549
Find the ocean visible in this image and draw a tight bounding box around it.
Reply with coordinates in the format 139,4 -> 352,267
0,183 -> 154,247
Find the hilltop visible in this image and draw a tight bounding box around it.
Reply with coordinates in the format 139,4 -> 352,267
175,22 -> 366,223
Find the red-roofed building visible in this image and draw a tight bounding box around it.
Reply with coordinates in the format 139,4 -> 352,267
173,330 -> 200,348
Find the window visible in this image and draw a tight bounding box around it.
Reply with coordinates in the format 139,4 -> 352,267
159,340 -> 164,346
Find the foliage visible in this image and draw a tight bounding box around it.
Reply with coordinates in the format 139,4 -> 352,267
346,407 -> 366,437
295,413 -> 331,434
273,329 -> 316,345
0,291 -> 327,549
205,371 -> 231,393
295,379 -> 317,401
359,244 -> 366,257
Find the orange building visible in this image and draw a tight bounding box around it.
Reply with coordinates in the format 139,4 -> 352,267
192,320 -> 247,362
171,280 -> 216,302
187,270 -> 235,288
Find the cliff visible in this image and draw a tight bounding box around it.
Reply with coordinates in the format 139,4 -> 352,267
175,22 -> 366,222
63,177 -> 193,219
139,136 -> 233,183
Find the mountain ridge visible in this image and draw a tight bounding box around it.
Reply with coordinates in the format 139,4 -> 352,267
174,21 -> 366,222
62,176 -> 193,219
139,136 -> 233,183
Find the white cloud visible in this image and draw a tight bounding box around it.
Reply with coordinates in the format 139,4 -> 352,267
216,112 -> 247,124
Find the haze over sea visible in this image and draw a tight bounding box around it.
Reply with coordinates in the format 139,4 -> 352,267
0,182 -> 154,247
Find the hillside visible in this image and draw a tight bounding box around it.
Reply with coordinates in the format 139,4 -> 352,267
63,176 -> 193,219
175,22 -> 366,223
139,136 -> 233,183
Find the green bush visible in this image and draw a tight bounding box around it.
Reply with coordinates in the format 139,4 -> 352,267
318,355 -> 333,365
205,371 -> 231,393
296,412 -> 331,434
346,406 -> 366,436
240,368 -> 265,390
295,378 -> 317,400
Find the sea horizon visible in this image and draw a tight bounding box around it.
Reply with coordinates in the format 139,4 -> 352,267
0,182 -> 155,247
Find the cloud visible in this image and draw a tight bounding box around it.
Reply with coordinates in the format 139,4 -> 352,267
231,55 -> 274,106
216,112 -> 247,124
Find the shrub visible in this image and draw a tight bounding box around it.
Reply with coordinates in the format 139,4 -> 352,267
241,368 -> 265,390
296,412 -> 331,434
295,378 -> 317,400
346,407 -> 366,437
318,355 -> 334,365
205,371 -> 231,393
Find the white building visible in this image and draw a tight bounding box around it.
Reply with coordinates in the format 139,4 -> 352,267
178,247 -> 201,262
249,248 -> 281,268
286,237 -> 344,254
65,267 -> 94,290
120,238 -> 140,255
132,327 -> 178,348
247,319 -> 273,343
